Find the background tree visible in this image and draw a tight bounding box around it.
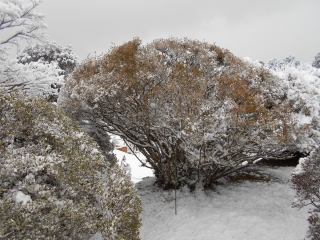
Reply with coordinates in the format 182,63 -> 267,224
267,55 -> 301,71
0,58 -> 62,95
60,38 -> 300,189
0,0 -> 62,96
17,41 -> 78,76
0,0 -> 47,58
267,55 -> 320,153
0,90 -> 142,239
312,52 -> 320,69
16,41 -> 78,101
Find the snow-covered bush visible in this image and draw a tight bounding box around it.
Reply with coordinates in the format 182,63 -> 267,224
313,52 -> 320,69
0,56 -> 63,96
18,41 -> 78,76
0,0 -> 64,97
16,41 -> 78,101
267,56 -> 301,71
267,56 -> 320,152
270,55 -> 320,240
79,120 -> 115,159
0,91 -> 142,239
292,148 -> 320,240
60,38 -> 298,189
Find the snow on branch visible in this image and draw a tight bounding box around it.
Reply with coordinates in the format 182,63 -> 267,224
0,0 -> 47,54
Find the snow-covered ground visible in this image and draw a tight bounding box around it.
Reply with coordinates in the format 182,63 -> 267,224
113,150 -> 309,240
113,149 -> 154,183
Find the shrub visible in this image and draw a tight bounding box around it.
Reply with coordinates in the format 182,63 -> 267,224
17,42 -> 78,102
0,91 -> 142,239
18,41 -> 78,76
292,148 -> 320,240
312,52 -> 320,69
60,38 -> 298,190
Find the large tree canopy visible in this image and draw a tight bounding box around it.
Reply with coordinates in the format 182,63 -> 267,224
60,38 -> 301,189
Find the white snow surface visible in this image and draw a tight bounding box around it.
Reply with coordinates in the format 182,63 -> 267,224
114,150 -> 309,240
13,191 -> 32,205
113,149 -> 154,183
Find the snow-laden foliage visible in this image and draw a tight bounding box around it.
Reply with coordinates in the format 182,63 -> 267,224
0,56 -> 63,96
292,148 -> 320,240
0,0 -> 47,58
18,41 -> 78,76
271,55 -> 320,240
313,52 -> 320,69
80,120 -> 115,159
267,56 -> 301,71
267,57 -> 320,152
16,41 -> 78,101
0,91 -> 142,239
60,38 -> 300,189
0,0 -> 64,96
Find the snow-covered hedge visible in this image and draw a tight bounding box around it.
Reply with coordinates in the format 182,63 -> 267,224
0,91 -> 142,239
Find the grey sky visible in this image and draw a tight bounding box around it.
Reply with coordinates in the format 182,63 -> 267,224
37,0 -> 320,63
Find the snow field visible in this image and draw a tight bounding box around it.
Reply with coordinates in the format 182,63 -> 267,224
114,150 -> 309,240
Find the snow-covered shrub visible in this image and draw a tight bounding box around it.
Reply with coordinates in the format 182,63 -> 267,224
271,55 -> 320,240
18,41 -> 78,76
60,38 -> 298,190
0,0 -> 64,97
267,56 -> 301,71
16,42 -> 78,101
292,148 -> 320,240
313,52 -> 320,69
79,120 -> 115,159
267,56 -> 320,152
0,56 -> 63,96
0,91 -> 142,239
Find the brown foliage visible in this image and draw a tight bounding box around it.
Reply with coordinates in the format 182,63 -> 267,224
61,38 -> 297,189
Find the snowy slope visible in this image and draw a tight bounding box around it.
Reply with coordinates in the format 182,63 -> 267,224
114,150 -> 309,240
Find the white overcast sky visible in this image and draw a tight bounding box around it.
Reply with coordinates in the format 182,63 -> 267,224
37,0 -> 320,63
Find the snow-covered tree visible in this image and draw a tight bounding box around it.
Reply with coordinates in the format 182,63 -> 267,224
267,55 -> 301,71
0,90 -> 142,239
312,52 -> 320,69
0,0 -> 62,96
267,56 -> 320,152
18,41 -> 78,76
0,57 -> 63,95
16,41 -> 78,101
0,0 -> 47,58
292,148 -> 320,240
60,38 -> 299,189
